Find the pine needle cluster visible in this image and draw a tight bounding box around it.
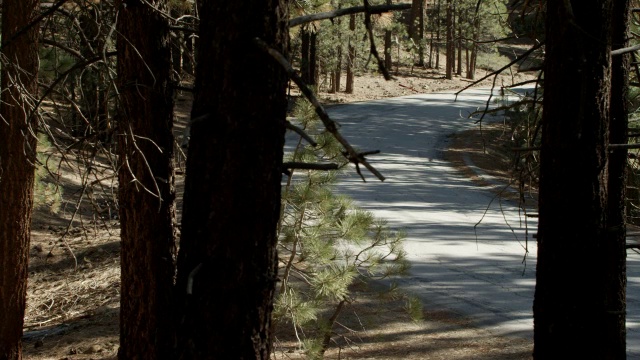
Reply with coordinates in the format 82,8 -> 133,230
275,97 -> 410,358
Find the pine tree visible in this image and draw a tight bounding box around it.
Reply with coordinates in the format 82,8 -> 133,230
275,98 -> 410,358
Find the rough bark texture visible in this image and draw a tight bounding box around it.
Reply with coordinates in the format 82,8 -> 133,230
445,0 -> 453,79
173,0 -> 288,358
534,0 -> 625,358
346,14 -> 356,94
605,0 -> 630,357
116,0 -> 177,358
0,1 -> 40,359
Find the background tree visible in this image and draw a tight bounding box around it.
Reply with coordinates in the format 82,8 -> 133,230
115,0 -> 177,358
172,0 -> 288,357
0,0 -> 41,359
534,0 -> 627,357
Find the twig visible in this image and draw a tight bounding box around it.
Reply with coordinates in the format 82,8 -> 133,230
286,120 -> 317,147
255,37 -> 385,182
282,162 -> 339,171
454,42 -> 544,97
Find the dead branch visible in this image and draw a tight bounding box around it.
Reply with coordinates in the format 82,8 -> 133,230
612,44 -> 640,56
255,37 -> 385,182
0,0 -> 69,51
289,3 -> 411,28
455,42 -> 544,97
286,120 -> 318,147
282,162 -> 340,172
363,0 -> 392,81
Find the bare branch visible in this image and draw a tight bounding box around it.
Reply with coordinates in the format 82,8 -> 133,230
286,120 -> 318,147
289,3 -> 411,28
455,42 -> 544,97
254,37 -> 385,181
363,0 -> 392,81
282,162 -> 340,171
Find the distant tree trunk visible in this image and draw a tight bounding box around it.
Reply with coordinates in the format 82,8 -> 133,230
116,0 -> 177,359
346,14 -> 356,94
334,44 -> 343,93
384,0 -> 392,70
407,0 -> 421,40
435,0 -> 441,69
466,2 -> 481,80
309,31 -> 318,86
172,0 -> 288,357
418,0 -> 425,66
534,0 -> 626,358
445,0 -> 453,79
456,10 -> 462,76
301,27 -> 311,84
605,0 -> 630,356
0,1 -> 40,359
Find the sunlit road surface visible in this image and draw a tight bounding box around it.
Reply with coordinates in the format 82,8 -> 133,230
324,87 -> 640,358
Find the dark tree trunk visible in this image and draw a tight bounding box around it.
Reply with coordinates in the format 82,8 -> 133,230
334,44 -> 343,93
435,0 -> 441,69
418,0 -> 425,66
346,14 -> 356,94
445,0 -> 453,79
0,1 -> 40,359
301,28 -> 311,84
605,0 -> 630,357
309,31 -> 318,86
116,1 -> 177,359
534,1 -> 626,358
384,0 -> 392,70
172,0 -> 288,358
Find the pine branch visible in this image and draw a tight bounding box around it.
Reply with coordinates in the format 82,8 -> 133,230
286,120 -> 318,147
255,37 -> 385,182
289,3 -> 412,28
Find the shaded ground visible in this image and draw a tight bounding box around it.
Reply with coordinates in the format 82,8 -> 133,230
22,56 -> 536,359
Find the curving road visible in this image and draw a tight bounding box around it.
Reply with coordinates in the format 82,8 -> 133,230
323,88 -> 640,358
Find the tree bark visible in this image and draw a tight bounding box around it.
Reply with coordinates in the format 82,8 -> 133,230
384,0 -> 392,70
0,1 -> 40,359
605,0 -> 630,357
172,0 -> 288,358
346,14 -> 356,94
116,1 -> 177,359
445,0 -> 453,79
534,0 -> 625,357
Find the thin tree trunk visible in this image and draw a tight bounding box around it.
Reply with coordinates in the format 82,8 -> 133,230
418,0 -> 425,66
0,1 -> 40,359
334,44 -> 343,93
384,0 -> 392,70
435,0 -> 441,69
346,14 -> 356,94
309,31 -> 318,86
445,0 -> 453,79
116,0 -> 177,358
301,27 -> 311,84
172,0 -> 288,357
534,1 -> 624,357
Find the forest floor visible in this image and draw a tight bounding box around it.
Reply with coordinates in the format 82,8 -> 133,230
22,51 -> 536,359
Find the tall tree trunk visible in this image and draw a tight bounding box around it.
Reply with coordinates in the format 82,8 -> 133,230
534,1 -> 625,358
418,0 -> 425,66
334,44 -> 343,93
445,0 -> 453,79
116,1 -> 177,359
172,0 -> 288,357
384,0 -> 392,70
301,27 -> 311,84
605,0 -> 630,357
0,1 -> 40,359
346,14 -> 356,94
435,0 -> 441,69
309,31 -> 318,87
